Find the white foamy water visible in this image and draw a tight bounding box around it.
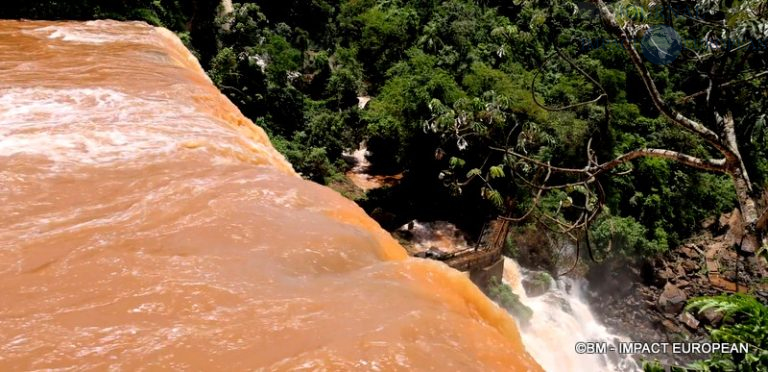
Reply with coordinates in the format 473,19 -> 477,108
22,20 -> 154,44
0,87 -> 274,167
392,220 -> 639,371
503,258 -> 640,372
394,220 -> 472,254
1,21 -> 547,370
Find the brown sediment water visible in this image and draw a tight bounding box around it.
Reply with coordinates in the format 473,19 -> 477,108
0,21 -> 541,370
344,145 -> 402,191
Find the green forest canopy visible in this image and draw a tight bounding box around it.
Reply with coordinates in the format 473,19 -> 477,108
4,0 -> 767,256
4,1 -> 768,370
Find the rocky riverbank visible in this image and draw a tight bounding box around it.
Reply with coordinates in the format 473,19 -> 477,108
379,210 -> 767,369
585,209 -> 768,367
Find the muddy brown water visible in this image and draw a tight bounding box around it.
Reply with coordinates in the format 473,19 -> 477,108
0,21 -> 539,370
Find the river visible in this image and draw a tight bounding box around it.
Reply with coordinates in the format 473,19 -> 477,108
0,21 -> 540,370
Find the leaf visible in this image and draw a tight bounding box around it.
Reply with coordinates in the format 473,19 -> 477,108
449,156 -> 466,169
485,189 -> 504,208
572,185 -> 589,195
466,168 -> 482,178
562,196 -> 573,208
428,98 -> 443,112
457,137 -> 469,150
489,165 -> 505,179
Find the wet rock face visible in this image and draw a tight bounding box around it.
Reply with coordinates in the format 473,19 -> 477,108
658,283 -> 688,314
507,226 -> 559,273
522,272 -> 553,298
393,220 -> 472,256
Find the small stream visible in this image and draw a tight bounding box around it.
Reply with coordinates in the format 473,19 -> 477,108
343,143 -> 402,191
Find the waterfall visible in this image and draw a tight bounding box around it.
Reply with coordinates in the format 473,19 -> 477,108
392,220 -> 640,371
503,258 -> 640,371
0,21 -> 539,370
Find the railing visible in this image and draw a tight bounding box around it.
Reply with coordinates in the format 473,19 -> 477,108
424,218 -> 510,272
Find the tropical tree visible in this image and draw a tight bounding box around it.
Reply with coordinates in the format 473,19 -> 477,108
438,0 -> 768,253
587,0 -> 768,250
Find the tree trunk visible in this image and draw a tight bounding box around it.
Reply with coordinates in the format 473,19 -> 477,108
720,112 -> 763,252
592,0 -> 767,253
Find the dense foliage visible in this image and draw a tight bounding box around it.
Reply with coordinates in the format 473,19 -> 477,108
8,1 -> 765,252
644,294 -> 768,371
687,294 -> 768,370
5,1 -> 768,369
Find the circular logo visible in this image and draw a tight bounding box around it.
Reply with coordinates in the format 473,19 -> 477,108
640,25 -> 682,65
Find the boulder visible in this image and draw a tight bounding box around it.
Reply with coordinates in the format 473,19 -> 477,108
700,308 -> 723,327
737,236 -> 757,254
681,259 -> 698,273
677,312 -> 700,330
658,283 -> 687,314
718,211 -> 733,232
673,262 -> 687,278
679,244 -> 699,259
722,270 -> 737,281
657,267 -> 675,281
548,296 -> 574,315
522,271 -> 552,298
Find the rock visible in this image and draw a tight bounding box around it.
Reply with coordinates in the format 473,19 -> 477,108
718,211 -> 733,232
563,280 -> 573,294
679,245 -> 699,259
747,256 -> 768,277
657,267 -> 675,281
700,308 -> 723,327
701,216 -> 716,230
737,236 -> 757,254
678,312 -> 700,330
658,283 -> 687,314
682,259 -> 698,273
722,270 -> 736,281
661,319 -> 681,333
673,262 -> 686,278
675,279 -> 690,288
546,296 -> 574,315
522,271 -> 552,298
414,247 -> 449,260
679,246 -> 692,257
725,208 -> 746,248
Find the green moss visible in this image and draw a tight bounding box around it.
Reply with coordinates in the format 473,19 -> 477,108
488,277 -> 533,324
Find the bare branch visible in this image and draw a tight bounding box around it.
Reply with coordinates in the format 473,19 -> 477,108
677,71 -> 768,104
592,0 -> 732,156
597,148 -> 726,173
499,166 -> 551,222
554,47 -> 608,99
491,146 -> 727,176
490,146 -> 589,174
